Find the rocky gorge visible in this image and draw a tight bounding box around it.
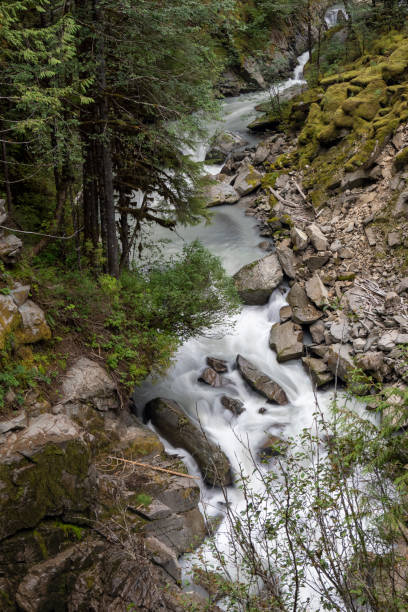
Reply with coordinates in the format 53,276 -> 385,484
1,3 -> 408,610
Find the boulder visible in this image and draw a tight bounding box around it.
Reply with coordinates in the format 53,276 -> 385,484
329,313 -> 351,343
276,245 -> 296,279
305,274 -> 329,308
206,357 -> 228,373
206,131 -> 247,163
220,395 -> 245,416
236,355 -> 288,405
326,343 -> 355,382
287,283 -> 323,325
341,286 -> 370,315
234,164 -> 262,196
302,357 -> 333,387
144,398 -> 231,487
269,321 -> 304,362
16,300 -> 51,345
254,141 -> 269,164
10,284 -> 30,307
233,253 -> 283,305
0,413 -> 94,540
304,252 -> 331,271
396,278 -> 408,294
356,351 -> 388,381
56,357 -> 118,414
310,319 -> 326,344
291,227 -> 309,251
205,181 -> 240,207
306,223 -> 328,252
0,294 -> 20,349
378,329 -> 408,352
198,367 -> 225,388
0,234 -> 23,264
280,305 -> 293,322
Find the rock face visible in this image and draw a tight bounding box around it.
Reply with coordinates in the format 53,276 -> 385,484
145,398 -> 231,487
234,163 -> 262,196
287,283 -> 322,325
233,253 -> 283,305
57,357 -> 118,413
236,355 -> 288,405
269,321 -> 304,362
206,180 -> 240,207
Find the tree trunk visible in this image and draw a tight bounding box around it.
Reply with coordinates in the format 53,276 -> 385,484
1,140 -> 13,214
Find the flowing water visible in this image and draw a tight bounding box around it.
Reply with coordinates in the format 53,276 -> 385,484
133,6 -> 359,608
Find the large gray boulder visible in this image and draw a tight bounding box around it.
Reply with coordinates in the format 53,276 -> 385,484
57,357 -> 118,413
305,274 -> 329,308
234,253 -> 283,305
269,321 -> 304,363
236,355 -> 288,405
287,283 -> 323,325
276,245 -> 297,279
144,398 -> 231,487
306,223 -> 328,252
206,131 -> 248,163
234,163 -> 262,196
205,181 -> 240,207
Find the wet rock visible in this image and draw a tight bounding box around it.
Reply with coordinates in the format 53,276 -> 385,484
310,319 -> 326,344
57,357 -> 118,413
221,395 -> 245,416
236,355 -> 288,405
198,367 -> 225,388
234,163 -> 262,196
206,357 -> 228,373
258,435 -> 288,460
306,223 -> 328,252
280,305 -> 293,322
291,226 -> 309,251
305,273 -> 329,308
287,283 -> 322,325
269,321 -> 304,363
16,300 -> 51,345
233,253 -> 283,305
304,252 -> 331,271
258,407 -> 267,414
0,234 -> 23,264
276,245 -> 296,279
206,181 -> 240,207
206,131 -> 247,163
302,357 -> 333,387
326,343 -> 355,382
145,398 -> 231,487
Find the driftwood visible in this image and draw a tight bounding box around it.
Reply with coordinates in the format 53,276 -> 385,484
268,187 -> 297,208
107,456 -> 199,479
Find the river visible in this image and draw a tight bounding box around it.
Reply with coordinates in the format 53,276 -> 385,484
134,5 -> 353,609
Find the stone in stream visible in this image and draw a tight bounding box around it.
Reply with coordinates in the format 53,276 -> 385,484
206,357 -> 228,373
234,163 -> 262,196
269,321 -> 304,363
287,282 -> 322,325
236,355 -> 288,405
233,253 -> 283,305
279,305 -> 293,323
144,398 -> 231,487
205,131 -> 247,164
198,367 -> 225,388
258,435 -> 288,461
302,357 -> 333,388
205,181 -> 240,207
220,395 -> 245,416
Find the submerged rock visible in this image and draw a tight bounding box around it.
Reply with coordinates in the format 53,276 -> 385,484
220,395 -> 245,416
234,253 -> 283,305
145,398 -> 231,487
258,435 -> 288,460
269,321 -> 304,362
236,355 -> 288,405
206,357 -> 228,373
198,367 -> 225,388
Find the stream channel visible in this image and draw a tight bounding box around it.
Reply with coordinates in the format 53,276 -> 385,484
134,4 -> 354,608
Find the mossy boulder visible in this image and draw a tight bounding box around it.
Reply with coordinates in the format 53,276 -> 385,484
394,146 -> 408,171
0,414 -> 94,540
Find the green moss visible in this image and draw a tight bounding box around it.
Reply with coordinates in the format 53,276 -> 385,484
54,521 -> 85,541
33,529 -> 49,559
394,146 -> 408,171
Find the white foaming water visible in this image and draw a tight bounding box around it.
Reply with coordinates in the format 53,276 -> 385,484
325,3 -> 347,28
134,6 -> 365,608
